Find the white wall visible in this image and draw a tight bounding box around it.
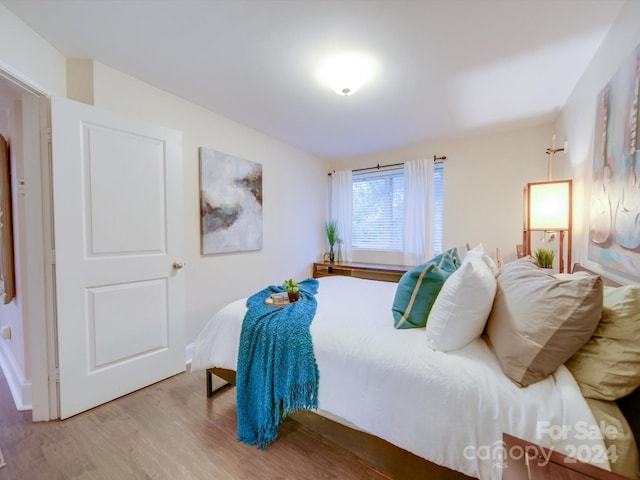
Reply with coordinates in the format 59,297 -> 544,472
89,62 -> 327,342
327,123 -> 555,266
0,3 -> 65,95
558,0 -> 640,276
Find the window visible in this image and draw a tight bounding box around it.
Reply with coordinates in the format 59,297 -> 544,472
433,163 -> 444,254
352,166 -> 404,251
351,162 -> 443,254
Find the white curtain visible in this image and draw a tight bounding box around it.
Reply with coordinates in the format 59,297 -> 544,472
330,169 -> 353,262
403,158 -> 434,265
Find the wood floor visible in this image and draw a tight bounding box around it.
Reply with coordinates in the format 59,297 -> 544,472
0,367 -> 393,480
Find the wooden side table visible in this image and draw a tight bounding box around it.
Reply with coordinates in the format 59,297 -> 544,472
312,262 -> 409,283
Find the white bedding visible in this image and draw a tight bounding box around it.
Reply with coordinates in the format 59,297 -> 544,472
192,276 -> 609,479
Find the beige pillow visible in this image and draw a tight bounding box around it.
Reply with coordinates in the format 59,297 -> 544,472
565,285 -> 640,401
487,258 -> 603,387
584,397 -> 639,479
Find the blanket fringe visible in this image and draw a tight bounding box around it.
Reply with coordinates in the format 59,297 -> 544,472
241,381 -> 319,450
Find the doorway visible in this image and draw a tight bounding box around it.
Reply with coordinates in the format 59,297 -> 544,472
0,63 -> 187,422
0,67 -> 55,421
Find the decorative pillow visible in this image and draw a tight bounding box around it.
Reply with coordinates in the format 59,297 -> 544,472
486,258 -> 603,387
392,248 -> 461,329
425,253 -> 497,351
584,397 -> 639,479
565,285 -> 640,401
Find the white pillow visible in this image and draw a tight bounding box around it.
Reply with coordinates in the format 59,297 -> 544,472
425,255 -> 497,351
465,245 -> 499,277
462,243 -> 499,277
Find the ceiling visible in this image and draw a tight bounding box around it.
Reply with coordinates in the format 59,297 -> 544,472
1,0 -> 626,159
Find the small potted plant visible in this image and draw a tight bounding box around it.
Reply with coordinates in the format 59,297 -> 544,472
283,278 -> 300,303
325,220 -> 338,263
533,248 -> 556,270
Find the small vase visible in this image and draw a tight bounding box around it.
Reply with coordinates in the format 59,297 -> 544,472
288,291 -> 300,303
329,246 -> 335,263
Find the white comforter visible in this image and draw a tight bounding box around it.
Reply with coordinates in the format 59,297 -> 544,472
192,276 -> 609,479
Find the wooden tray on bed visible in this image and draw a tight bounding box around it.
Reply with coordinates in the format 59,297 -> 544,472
264,292 -> 297,307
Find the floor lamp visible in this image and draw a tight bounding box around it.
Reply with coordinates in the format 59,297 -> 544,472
523,179 -> 572,273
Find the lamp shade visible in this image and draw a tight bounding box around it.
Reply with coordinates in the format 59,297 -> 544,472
528,180 -> 571,230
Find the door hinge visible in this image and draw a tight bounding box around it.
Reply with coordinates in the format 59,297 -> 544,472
48,250 -> 55,265
49,368 -> 59,383
42,127 -> 52,143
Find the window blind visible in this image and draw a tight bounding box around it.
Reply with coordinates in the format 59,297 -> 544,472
352,166 -> 404,251
351,161 -> 443,254
433,161 -> 444,254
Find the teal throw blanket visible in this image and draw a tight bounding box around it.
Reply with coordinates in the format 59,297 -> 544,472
236,278 -> 319,449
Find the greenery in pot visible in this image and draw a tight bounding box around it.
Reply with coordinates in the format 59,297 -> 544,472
325,220 -> 338,263
533,248 -> 556,269
283,278 -> 300,302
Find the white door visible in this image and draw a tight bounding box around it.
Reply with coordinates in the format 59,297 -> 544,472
50,96 -> 185,419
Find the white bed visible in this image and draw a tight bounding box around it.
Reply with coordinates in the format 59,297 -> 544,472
192,275 -> 611,480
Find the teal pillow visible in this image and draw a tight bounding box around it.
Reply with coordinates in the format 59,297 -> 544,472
392,249 -> 461,329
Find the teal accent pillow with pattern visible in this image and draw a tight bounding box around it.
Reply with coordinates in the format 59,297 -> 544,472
392,249 -> 461,329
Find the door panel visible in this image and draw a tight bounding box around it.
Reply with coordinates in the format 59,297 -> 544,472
51,96 -> 184,419
89,279 -> 168,368
86,125 -> 166,255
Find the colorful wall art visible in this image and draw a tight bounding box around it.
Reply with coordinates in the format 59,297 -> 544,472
589,42 -> 640,279
199,147 -> 263,254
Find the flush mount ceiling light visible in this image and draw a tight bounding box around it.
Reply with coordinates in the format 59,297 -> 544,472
320,53 -> 372,96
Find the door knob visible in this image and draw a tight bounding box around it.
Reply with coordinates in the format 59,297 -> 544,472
172,261 -> 184,270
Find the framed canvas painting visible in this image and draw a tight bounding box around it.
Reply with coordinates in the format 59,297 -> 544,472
199,147 -> 263,254
0,134 -> 14,304
589,42 -> 640,279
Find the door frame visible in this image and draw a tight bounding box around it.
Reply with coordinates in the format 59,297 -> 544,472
0,60 -> 57,420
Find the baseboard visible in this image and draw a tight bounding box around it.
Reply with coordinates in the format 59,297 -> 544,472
0,341 -> 32,410
0,342 -> 195,413
185,342 -> 195,366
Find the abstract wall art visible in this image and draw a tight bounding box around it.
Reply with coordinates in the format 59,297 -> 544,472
589,42 -> 640,279
199,147 -> 263,254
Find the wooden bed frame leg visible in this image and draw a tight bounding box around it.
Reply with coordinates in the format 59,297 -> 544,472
206,369 -> 214,397
206,368 -> 236,398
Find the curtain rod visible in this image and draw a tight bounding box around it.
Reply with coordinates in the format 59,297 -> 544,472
328,155 -> 446,176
